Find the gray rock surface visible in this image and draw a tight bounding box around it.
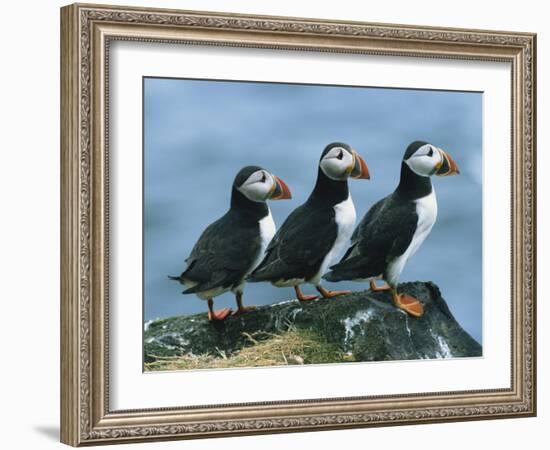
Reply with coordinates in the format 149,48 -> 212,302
144,281 -> 481,363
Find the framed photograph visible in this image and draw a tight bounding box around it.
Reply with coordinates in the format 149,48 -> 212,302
60,3 -> 536,446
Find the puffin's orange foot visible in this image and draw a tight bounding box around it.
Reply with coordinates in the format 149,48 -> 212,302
208,308 -> 232,321
316,286 -> 352,298
294,286 -> 319,302
232,305 -> 257,316
298,294 -> 319,302
394,293 -> 424,317
369,280 -> 392,292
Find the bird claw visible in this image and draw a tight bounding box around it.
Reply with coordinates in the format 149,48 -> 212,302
394,293 -> 424,317
297,294 -> 319,302
318,288 -> 352,299
208,308 -> 233,321
369,281 -> 392,292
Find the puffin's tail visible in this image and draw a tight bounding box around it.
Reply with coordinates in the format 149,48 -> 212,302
168,275 -> 181,281
324,254 -> 379,282
247,260 -> 285,283
323,257 -> 363,282
246,270 -> 266,283
246,256 -> 269,282
322,270 -> 347,282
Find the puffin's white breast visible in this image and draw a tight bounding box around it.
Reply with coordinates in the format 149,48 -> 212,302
386,190 -> 437,286
259,208 -> 276,250
310,194 -> 356,285
409,189 -> 438,257
232,209 -> 276,294
251,208 -> 276,271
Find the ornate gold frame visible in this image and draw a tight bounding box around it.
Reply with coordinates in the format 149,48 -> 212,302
60,3 -> 536,446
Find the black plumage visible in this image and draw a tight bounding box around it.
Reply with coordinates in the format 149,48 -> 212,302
172,206 -> 265,295
323,192 -> 418,282
249,142 -> 366,299
324,141 -> 432,284
396,141 -> 434,200
169,165 -> 285,320
248,200 -> 339,284
324,140 -> 460,318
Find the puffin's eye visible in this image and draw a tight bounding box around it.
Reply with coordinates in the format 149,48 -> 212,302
261,173 -> 267,183
337,150 -> 343,160
427,148 -> 434,157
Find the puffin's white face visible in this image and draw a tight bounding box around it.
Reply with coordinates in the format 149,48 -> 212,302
237,169 -> 277,202
404,144 -> 444,177
319,146 -> 355,181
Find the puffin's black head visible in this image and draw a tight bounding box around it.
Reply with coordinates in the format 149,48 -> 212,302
403,141 -> 460,177
233,165 -> 291,203
319,142 -> 370,181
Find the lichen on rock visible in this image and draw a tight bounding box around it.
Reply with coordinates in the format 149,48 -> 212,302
144,281 -> 482,370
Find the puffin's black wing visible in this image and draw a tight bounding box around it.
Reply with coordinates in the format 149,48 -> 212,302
324,193 -> 417,281
337,197 -> 386,263
249,203 -> 337,282
174,211 -> 261,293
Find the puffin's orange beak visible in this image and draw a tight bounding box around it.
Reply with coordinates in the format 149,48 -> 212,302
270,175 -> 292,200
350,151 -> 370,180
435,148 -> 460,176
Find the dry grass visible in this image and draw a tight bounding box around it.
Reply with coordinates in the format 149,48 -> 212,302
145,328 -> 353,371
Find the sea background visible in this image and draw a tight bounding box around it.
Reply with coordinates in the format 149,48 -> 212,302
143,77 -> 483,343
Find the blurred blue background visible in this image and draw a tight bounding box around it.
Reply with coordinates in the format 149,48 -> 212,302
143,78 -> 482,343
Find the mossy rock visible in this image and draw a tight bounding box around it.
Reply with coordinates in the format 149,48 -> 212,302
144,281 -> 481,369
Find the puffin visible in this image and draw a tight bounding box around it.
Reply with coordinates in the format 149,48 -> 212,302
169,165 -> 291,321
248,142 -> 370,301
323,140 -> 460,317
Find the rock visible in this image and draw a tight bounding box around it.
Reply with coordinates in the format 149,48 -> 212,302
144,281 -> 481,363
